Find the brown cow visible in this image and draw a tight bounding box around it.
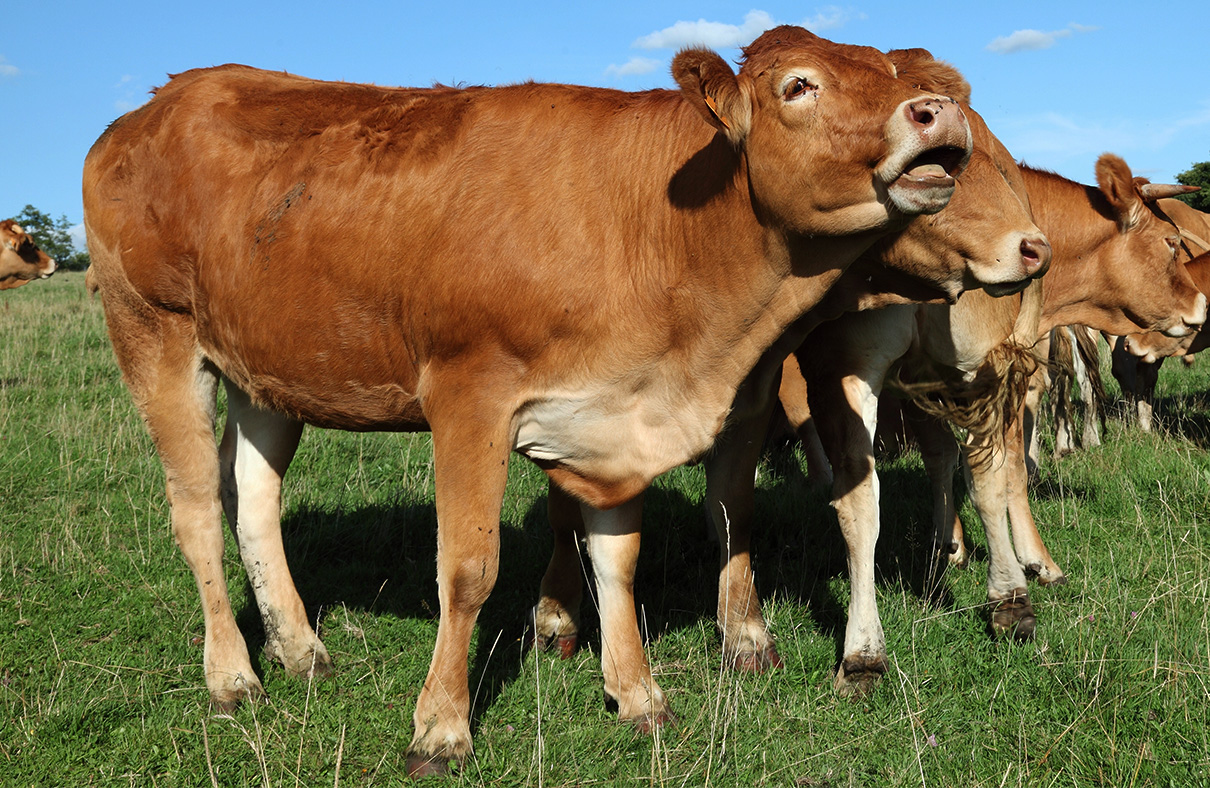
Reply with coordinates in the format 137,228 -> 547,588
776,154 -> 1204,694
1104,199 -> 1210,431
531,60 -> 1053,679
0,220 -> 56,290
83,27 -> 980,774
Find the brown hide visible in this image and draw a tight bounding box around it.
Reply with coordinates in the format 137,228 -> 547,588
778,153 -> 1208,693
0,220 -> 56,290
82,28 -> 976,771
1124,251 -> 1210,360
1157,198 -> 1210,260
1023,160 -> 1206,337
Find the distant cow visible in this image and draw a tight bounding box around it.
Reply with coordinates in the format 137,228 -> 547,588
0,220 -> 56,290
83,27 -> 979,774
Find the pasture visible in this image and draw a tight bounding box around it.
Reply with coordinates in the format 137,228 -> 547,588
2,271 -> 1209,785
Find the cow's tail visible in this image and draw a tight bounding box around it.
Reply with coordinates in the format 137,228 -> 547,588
1048,325 -> 1107,439
1073,325 -> 1108,433
84,265 -> 99,296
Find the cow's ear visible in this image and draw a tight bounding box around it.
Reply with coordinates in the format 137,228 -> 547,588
672,48 -> 752,146
1096,153 -> 1145,232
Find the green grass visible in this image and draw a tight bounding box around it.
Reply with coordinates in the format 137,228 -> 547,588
2,272 -> 1209,786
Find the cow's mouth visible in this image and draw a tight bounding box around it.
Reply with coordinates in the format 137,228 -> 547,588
897,145 -> 966,190
886,145 -> 967,216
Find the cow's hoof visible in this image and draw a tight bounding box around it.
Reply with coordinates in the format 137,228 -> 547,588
1024,562 -> 1068,588
529,628 -> 578,660
989,589 -> 1036,640
405,752 -> 460,779
549,633 -> 578,660
627,709 -> 676,734
209,680 -> 266,715
527,607 -> 579,659
271,643 -> 335,679
729,643 -> 784,673
834,654 -> 888,697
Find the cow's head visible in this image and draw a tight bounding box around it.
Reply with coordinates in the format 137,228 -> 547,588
672,26 -> 972,238
0,220 -> 57,290
862,51 -> 1049,300
1122,250 -> 1210,361
1093,155 -> 1206,337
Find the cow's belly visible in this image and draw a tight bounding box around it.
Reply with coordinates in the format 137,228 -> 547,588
513,388 -> 720,506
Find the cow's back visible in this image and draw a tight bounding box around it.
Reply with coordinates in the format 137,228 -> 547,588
84,66 -> 739,431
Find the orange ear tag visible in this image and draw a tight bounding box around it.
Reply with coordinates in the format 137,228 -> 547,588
704,93 -> 731,130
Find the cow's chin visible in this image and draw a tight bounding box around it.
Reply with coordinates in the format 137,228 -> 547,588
886,171 -> 957,216
979,278 -> 1033,298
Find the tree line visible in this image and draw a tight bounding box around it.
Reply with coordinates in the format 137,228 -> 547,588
1176,160 -> 1210,212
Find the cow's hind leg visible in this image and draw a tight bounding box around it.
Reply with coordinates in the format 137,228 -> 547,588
903,400 -> 969,576
219,382 -> 332,678
582,494 -> 672,729
532,484 -> 584,659
104,301 -> 259,711
703,407 -> 782,672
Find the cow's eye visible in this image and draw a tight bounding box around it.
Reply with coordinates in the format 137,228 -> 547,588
783,77 -> 816,101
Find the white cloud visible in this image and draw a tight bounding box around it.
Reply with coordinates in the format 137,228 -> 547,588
605,57 -> 663,77
0,55 -> 18,77
113,75 -> 149,113
611,8 -> 863,80
633,10 -> 775,50
803,6 -> 865,32
987,23 -> 1095,54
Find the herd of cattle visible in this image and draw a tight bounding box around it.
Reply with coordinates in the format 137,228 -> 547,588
7,25 -> 1208,776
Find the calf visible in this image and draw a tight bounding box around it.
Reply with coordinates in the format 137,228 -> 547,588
1107,199 -> 1210,431
83,27 -> 977,774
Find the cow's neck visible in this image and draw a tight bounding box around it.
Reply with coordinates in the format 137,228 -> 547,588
1023,169 -> 1123,334
664,178 -> 889,442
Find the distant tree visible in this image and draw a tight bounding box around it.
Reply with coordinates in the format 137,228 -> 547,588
1174,161 -> 1210,213
12,205 -> 91,271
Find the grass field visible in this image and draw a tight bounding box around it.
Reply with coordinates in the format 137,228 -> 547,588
2,271 -> 1209,786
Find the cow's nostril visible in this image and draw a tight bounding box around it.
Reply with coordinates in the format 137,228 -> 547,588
909,103 -> 935,126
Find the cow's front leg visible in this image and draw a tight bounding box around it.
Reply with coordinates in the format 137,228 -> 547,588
581,494 -> 672,730
1004,406 -> 1067,586
532,484 -> 584,659
963,435 -> 1036,640
703,405 -> 782,672
219,381 -> 332,678
406,415 -> 509,777
820,373 -> 889,696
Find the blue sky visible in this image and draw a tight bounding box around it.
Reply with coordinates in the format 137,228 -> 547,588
4,1 -> 1209,249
